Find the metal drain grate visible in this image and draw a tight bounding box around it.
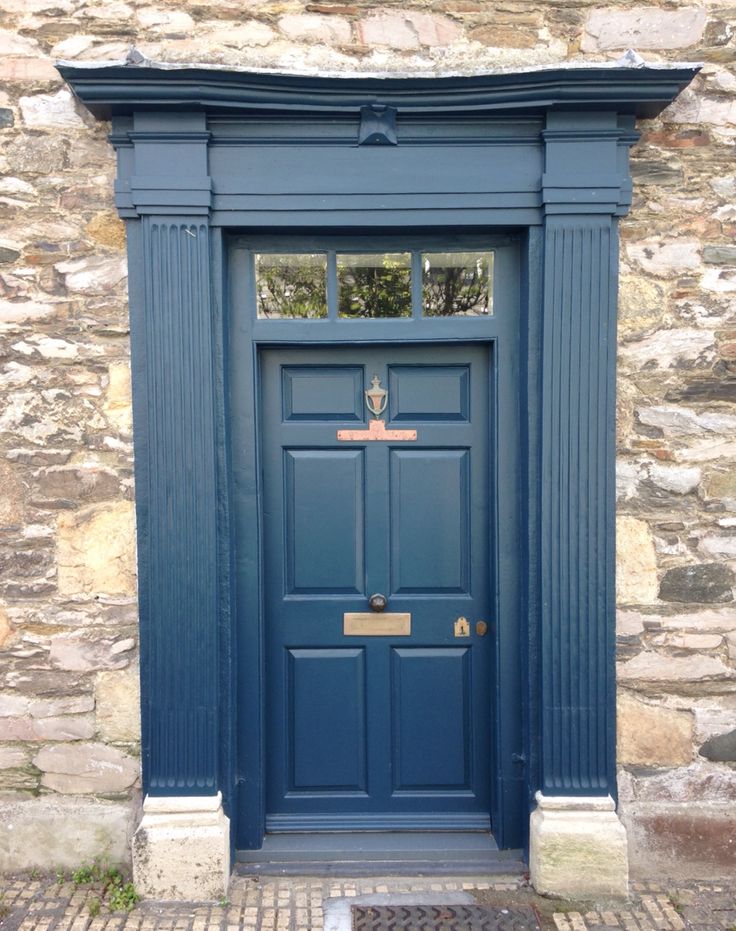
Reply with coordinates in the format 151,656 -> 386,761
352,904 -> 541,931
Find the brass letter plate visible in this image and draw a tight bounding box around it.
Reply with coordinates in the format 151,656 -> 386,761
344,612 -> 411,636
337,420 -> 417,442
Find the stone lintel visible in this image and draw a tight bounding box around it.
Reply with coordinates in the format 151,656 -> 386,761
132,792 -> 230,901
530,792 -> 629,898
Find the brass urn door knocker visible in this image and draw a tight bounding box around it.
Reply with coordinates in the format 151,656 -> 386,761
365,374 -> 388,418
337,372 -> 417,441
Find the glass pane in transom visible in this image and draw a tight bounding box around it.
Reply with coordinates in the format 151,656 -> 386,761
337,253 -> 412,318
256,253 -> 327,319
422,251 -> 494,317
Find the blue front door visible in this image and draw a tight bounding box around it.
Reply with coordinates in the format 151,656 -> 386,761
262,343 -> 493,831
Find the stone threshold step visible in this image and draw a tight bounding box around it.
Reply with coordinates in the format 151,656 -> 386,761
235,831 -> 525,877
234,857 -> 527,877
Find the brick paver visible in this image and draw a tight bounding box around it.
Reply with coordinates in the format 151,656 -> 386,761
0,875 -> 733,930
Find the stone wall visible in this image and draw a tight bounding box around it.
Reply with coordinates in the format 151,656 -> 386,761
0,0 -> 734,877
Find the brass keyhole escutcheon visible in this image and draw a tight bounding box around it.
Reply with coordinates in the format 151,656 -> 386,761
454,617 -> 470,638
476,620 -> 488,637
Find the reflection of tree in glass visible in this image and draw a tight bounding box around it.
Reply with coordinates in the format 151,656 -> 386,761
423,255 -> 490,316
257,259 -> 326,318
339,256 -> 411,318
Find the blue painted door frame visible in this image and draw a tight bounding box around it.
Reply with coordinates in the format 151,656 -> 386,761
59,62 -> 700,858
228,235 -> 524,849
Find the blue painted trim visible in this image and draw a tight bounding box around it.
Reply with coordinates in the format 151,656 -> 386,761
540,215 -> 618,794
59,61 -> 700,121
129,217 -> 220,794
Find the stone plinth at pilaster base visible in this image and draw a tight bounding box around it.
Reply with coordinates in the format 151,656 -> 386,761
132,793 -> 230,901
530,793 -> 629,898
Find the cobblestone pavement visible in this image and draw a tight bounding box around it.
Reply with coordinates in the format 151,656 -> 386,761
0,874 -> 734,931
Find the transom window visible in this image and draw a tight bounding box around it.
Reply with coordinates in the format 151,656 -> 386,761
254,250 -> 494,320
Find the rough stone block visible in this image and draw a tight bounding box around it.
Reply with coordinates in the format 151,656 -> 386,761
19,88 -> 85,129
699,729 -> 736,763
0,460 -> 25,528
617,692 -> 693,766
31,713 -> 96,740
616,516 -> 658,605
469,24 -> 539,49
704,245 -> 736,265
617,274 -> 667,337
663,632 -> 724,650
659,563 -> 734,604
136,8 -> 195,32
702,268 -> 736,293
55,254 -> 127,294
199,21 -> 275,48
279,13 -> 351,43
619,328 -> 714,370
49,630 -> 135,672
104,362 -> 133,433
638,405 -> 736,437
34,741 -> 139,794
0,247 -> 20,265
0,606 -> 11,648
626,239 -> 701,278
679,440 -> 736,464
85,210 -> 126,250
96,666 -> 140,742
357,11 -> 460,49
624,763 -> 736,803
583,7 -> 706,51
529,794 -> 629,898
620,801 -> 736,879
618,651 -> 734,684
0,28 -> 41,55
132,794 -> 230,900
699,535 -> 736,558
57,502 -> 137,595
0,56 -> 58,85
667,89 -> 736,128
0,796 -> 135,870
706,469 -> 736,501
0,747 -> 29,769
33,465 -> 122,507
647,463 -> 701,495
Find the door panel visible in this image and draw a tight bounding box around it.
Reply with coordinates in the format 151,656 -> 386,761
284,449 -> 364,594
262,344 -> 492,830
288,648 -> 367,792
391,647 -> 471,792
282,366 -> 364,422
388,365 -> 470,422
390,449 -> 470,594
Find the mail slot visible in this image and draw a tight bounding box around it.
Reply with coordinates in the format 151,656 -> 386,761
343,613 -> 411,636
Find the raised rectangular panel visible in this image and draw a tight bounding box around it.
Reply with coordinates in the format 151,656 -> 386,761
390,450 -> 469,594
288,649 -> 367,792
282,366 -> 363,421
391,648 -> 471,791
388,365 -> 470,422
284,450 -> 364,594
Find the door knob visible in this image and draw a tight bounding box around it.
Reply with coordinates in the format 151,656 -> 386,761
368,593 -> 387,613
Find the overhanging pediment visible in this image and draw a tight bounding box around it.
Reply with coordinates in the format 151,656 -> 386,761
59,55 -> 699,121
